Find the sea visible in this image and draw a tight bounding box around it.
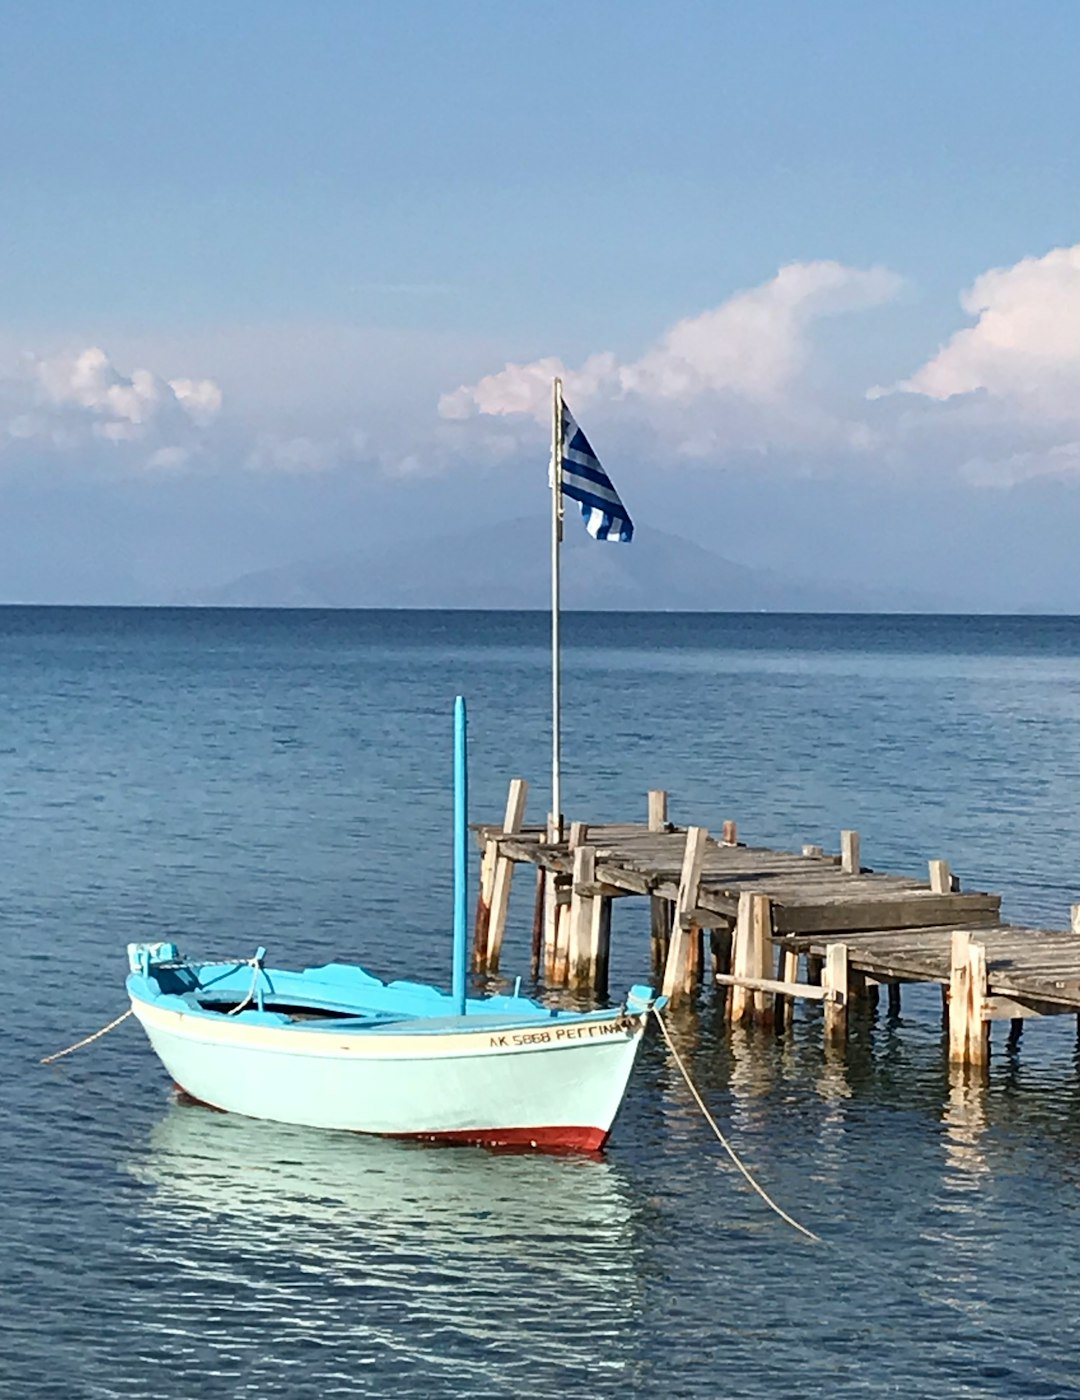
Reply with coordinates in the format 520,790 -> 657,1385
4,607 -> 1080,1399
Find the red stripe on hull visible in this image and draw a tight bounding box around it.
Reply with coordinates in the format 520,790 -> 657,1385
389,1125 -> 609,1153
172,1087 -> 608,1153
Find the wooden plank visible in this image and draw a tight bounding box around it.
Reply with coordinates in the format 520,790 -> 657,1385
841,830 -> 861,875
715,971 -> 827,1001
928,859 -> 951,895
771,892 -> 1000,935
727,893 -> 774,1024
823,943 -> 848,1039
482,778 -> 528,973
661,826 -> 708,1000
567,845 -> 596,991
648,790 -> 669,832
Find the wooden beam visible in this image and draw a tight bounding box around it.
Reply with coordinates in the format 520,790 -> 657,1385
648,790 -> 672,973
722,819 -> 738,846
590,895 -> 613,1001
661,826 -> 708,1000
567,845 -> 596,991
772,892 -> 1001,935
715,971 -> 827,1001
822,942 -> 848,1040
840,830 -> 861,875
529,861 -> 544,978
479,778 -> 528,972
928,859 -> 951,895
948,930 -> 990,1065
728,892 -> 774,1024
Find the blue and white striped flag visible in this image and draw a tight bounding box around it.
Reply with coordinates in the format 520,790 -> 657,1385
559,403 -> 633,543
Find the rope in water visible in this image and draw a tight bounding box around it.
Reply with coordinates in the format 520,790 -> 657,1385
40,1008 -> 134,1065
651,1005 -> 821,1244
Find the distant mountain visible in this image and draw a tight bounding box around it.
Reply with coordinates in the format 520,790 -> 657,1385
180,518 -> 949,612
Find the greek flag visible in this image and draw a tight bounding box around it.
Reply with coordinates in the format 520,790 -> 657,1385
560,403 -> 633,543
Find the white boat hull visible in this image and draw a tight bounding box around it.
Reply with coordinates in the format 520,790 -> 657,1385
131,997 -> 647,1150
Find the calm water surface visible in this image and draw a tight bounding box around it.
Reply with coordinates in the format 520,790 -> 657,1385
4,609 -> 1080,1398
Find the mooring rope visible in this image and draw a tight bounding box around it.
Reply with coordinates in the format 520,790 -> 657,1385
40,1008 -> 134,1065
227,952 -> 264,1016
651,1006 -> 821,1243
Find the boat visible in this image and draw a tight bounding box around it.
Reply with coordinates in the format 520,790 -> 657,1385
126,697 -> 662,1150
126,944 -> 656,1149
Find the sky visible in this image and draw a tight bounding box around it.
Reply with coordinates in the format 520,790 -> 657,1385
4,0 -> 1080,606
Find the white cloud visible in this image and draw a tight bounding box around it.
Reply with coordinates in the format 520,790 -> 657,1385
439,261 -> 901,433
895,244 -> 1080,417
1,345 -> 223,462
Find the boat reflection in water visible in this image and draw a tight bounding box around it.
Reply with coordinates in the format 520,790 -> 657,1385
125,1097 -> 646,1393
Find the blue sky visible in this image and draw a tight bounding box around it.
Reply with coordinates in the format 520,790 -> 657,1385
4,0 -> 1080,605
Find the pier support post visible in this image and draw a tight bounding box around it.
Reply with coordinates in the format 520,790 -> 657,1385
949,929 -> 989,1066
648,791 -> 673,971
728,893 -> 775,1025
591,896 -> 613,1000
822,942 -> 849,1042
840,830 -> 861,875
546,874 -> 572,984
473,778 -> 527,972
568,844 -> 597,992
710,924 -> 733,982
776,947 -> 800,1031
530,860 -> 545,978
661,826 -> 708,1002
722,820 -> 738,846
929,859 -> 952,894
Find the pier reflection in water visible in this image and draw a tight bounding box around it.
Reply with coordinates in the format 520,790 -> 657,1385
123,1102 -> 645,1396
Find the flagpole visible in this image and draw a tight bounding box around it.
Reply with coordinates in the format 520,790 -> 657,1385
550,375 -> 564,838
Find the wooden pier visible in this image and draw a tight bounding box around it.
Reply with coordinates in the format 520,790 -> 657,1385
474,784 -> 1080,1068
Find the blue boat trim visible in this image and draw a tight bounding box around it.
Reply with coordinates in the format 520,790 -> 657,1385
126,943 -> 662,1035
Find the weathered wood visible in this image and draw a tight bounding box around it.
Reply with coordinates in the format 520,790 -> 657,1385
949,930 -> 989,1065
554,884 -> 571,985
722,819 -> 738,846
480,802 -> 1080,1029
710,925 -> 733,982
651,895 -> 673,974
567,845 -> 597,991
929,859 -> 951,895
728,893 -> 774,1024
473,838 -> 497,969
684,923 -> 703,994
822,942 -> 848,1040
772,892 -> 1001,935
661,826 -> 708,1000
530,862 -> 544,977
840,830 -> 861,875
590,896 -> 613,1000
479,778 -> 528,972
715,971 -> 827,1001
777,947 -> 801,1030
648,791 -> 672,972
1071,903 -> 1080,936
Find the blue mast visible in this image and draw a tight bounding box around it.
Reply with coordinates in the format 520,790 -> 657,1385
452,695 -> 468,1015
